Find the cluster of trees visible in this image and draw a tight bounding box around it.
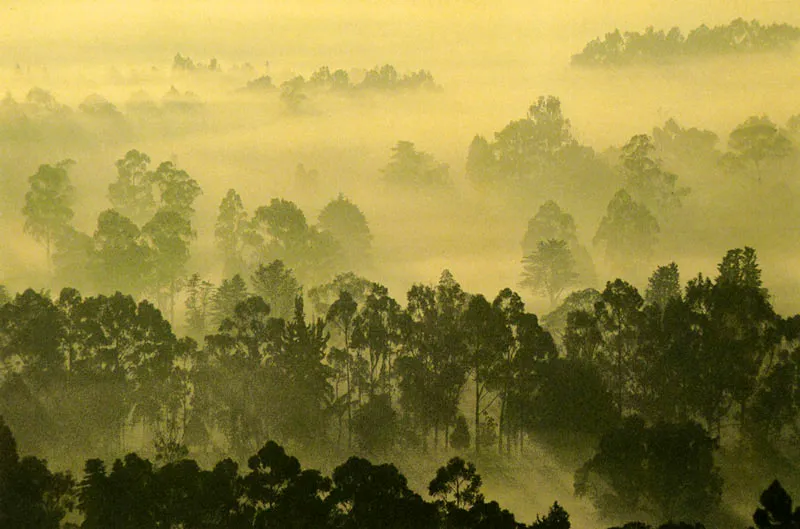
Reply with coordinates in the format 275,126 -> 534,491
466,96 -> 800,298
214,188 -> 372,283
172,52 -> 221,72
559,248 -> 800,454
19,151 -> 373,318
0,87 -> 202,158
23,151 -> 202,319
466,96 -> 607,196
1,414 -> 798,529
276,64 -> 438,110
382,140 -> 451,188
571,19 -> 800,66
0,266 -> 561,461
3,245 -> 799,478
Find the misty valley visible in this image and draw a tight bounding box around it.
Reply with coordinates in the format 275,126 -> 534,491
2,4 -> 800,529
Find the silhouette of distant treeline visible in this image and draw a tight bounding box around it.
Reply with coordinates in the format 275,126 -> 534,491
572,19 -> 800,66
1,414 -> 797,529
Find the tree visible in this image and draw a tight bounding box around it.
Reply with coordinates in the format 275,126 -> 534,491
382,141 -> 450,187
531,502 -> 571,529
351,282 -> 404,398
251,260 -> 301,320
752,480 -> 800,529
326,290 -> 359,447
0,417 -> 74,529
351,394 -> 398,455
532,358 -> 617,435
91,209 -> 151,295
272,298 -> 334,446
594,190 -> 659,276
463,294 -> 504,454
522,239 -> 579,307
493,95 -> 574,180
620,134 -> 688,217
184,273 -> 214,341
202,295 -> 280,457
450,415 -> 470,451
142,209 -> 194,320
724,116 -> 794,181
645,262 -> 681,310
329,457 -> 437,529
594,279 -> 645,416
522,200 -> 579,251
108,149 -> 155,224
522,201 -> 596,290
466,134 -> 497,186
575,416 -> 722,522
241,441 -> 331,529
150,161 -> 202,218
52,226 -> 94,292
428,457 -> 483,511
308,272 -> 371,318
251,198 -> 319,278
210,274 -> 249,330
317,193 -> 372,271
215,188 -> 251,276
22,160 -> 75,265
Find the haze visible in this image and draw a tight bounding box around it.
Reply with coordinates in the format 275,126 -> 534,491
1,2 -> 800,526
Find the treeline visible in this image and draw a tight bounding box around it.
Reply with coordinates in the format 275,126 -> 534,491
572,18 -> 800,66
1,248 -> 798,494
0,415 -> 797,529
273,64 -> 439,111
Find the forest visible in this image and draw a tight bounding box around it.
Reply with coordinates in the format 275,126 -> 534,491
2,2 -> 800,528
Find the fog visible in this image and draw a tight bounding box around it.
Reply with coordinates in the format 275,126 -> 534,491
1,1 -> 800,527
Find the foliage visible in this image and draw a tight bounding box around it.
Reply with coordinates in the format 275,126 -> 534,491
383,141 -> 450,187
22,161 -> 75,263
572,19 -> 800,66
522,239 -> 579,306
575,416 -> 722,522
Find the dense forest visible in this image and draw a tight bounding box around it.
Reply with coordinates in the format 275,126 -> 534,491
3,3 -> 800,528
1,415 -> 799,528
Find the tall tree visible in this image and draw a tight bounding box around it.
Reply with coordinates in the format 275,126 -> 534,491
620,134 -> 688,217
522,239 -> 579,307
91,210 -> 151,295
142,209 -> 194,321
594,190 -> 659,277
184,273 -> 214,341
251,260 -> 301,320
724,116 -> 794,181
594,279 -> 645,416
150,161 -> 202,219
644,262 -> 681,310
382,141 -> 450,187
22,160 -> 75,266
317,194 -> 372,272
215,188 -> 251,276
210,274 -> 249,330
108,149 -> 155,225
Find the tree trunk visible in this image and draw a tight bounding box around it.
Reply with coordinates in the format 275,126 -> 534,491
475,374 -> 481,455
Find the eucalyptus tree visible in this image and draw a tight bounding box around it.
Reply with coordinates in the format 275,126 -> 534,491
22,160 -> 75,266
